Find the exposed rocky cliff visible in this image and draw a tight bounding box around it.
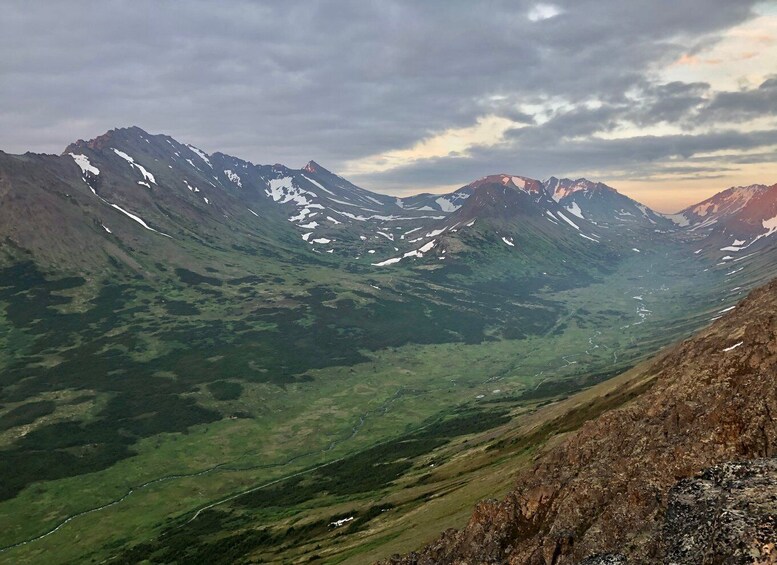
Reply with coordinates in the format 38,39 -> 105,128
384,279 -> 777,564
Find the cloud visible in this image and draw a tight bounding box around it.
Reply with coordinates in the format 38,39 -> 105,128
0,0 -> 771,203
350,128 -> 777,190
528,3 -> 562,22
697,75 -> 777,123
342,114 -> 518,175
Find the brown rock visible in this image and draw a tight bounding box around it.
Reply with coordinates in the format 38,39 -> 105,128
383,279 -> 777,564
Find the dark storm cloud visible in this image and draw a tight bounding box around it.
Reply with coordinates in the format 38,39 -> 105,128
0,0 -> 769,188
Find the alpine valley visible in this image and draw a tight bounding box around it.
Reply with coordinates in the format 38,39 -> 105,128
1,126 -> 776,564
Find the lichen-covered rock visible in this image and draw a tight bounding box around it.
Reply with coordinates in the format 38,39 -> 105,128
661,459 -> 777,564
576,555 -> 627,565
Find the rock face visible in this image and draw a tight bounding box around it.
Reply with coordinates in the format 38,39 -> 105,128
383,280 -> 777,564
662,460 -> 777,564
576,555 -> 626,565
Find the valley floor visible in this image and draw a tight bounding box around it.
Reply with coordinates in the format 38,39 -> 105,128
0,244 -> 773,564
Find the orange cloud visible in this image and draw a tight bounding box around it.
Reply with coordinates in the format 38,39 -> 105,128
673,53 -> 700,66
672,53 -> 723,67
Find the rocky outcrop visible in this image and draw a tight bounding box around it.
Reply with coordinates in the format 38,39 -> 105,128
662,459 -> 777,564
383,279 -> 777,564
576,555 -> 626,565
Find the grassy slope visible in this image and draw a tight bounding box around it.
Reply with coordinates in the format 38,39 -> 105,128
0,230 -> 771,564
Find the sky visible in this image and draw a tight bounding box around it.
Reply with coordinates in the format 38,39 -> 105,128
1,1 -> 776,212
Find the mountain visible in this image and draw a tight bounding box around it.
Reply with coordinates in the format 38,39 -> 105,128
3,125 -> 773,279
364,174 -> 616,270
668,184 -> 777,260
363,173 -> 677,272
1,127 -> 303,272
2,126 -> 777,565
250,158 -> 448,257
670,183 -> 773,231
1,126 -> 455,273
383,276 -> 777,564
0,126 -> 673,286
544,176 -> 671,230
398,187 -> 473,213
4,126 -> 709,280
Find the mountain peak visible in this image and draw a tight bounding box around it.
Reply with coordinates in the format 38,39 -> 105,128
64,125 -> 154,154
467,174 -> 543,194
544,177 -> 619,202
303,160 -> 330,174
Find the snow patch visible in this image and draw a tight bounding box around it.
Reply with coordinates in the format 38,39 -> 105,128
302,174 -> 335,195
224,169 -> 242,188
556,211 -> 580,230
565,202 -> 584,219
418,240 -> 436,253
510,176 -> 527,189
330,517 -> 354,528
266,177 -> 313,208
363,195 -> 385,206
746,214 -> 777,248
372,257 -> 402,266
112,148 -> 134,164
110,204 -> 170,237
435,196 -> 460,212
187,145 -> 212,168
69,153 -> 100,176
112,148 -> 156,184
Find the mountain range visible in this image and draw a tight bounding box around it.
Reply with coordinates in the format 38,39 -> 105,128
3,125 -> 775,278
1,126 -> 776,564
